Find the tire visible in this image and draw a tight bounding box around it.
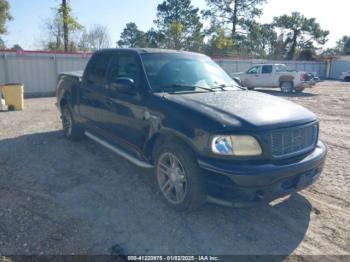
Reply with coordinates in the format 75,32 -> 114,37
153,139 -> 207,211
345,76 -> 350,82
280,81 -> 294,93
61,105 -> 85,141
295,87 -> 305,93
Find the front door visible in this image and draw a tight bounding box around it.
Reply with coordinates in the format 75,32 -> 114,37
103,52 -> 150,158
244,65 -> 261,87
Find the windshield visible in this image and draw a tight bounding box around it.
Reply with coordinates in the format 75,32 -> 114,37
140,53 -> 240,92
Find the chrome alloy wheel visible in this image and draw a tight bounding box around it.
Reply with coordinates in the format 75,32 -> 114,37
157,153 -> 188,204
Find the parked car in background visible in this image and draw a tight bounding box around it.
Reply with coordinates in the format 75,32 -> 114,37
232,64 -> 312,93
340,71 -> 350,82
56,49 -> 327,211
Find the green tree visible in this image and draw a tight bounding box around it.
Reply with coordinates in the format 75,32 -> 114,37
0,0 -> 12,48
245,22 -> 277,57
117,22 -> 147,48
273,12 -> 329,60
0,0 -> 12,34
41,1 -> 83,51
204,27 -> 235,56
335,36 -> 350,55
155,0 -> 203,51
56,0 -> 82,51
11,44 -> 23,51
202,0 -> 266,40
0,37 -> 4,48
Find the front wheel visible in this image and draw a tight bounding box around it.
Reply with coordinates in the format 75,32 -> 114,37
154,140 -> 207,211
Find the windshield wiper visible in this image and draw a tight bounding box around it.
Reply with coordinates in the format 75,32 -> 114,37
160,84 -> 215,92
213,83 -> 245,91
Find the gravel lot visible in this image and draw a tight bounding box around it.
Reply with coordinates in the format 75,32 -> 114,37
0,81 -> 349,257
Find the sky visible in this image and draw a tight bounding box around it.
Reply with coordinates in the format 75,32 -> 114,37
2,0 -> 349,50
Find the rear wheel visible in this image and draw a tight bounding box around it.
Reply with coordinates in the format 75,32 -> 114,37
154,140 -> 207,211
280,81 -> 294,93
295,86 -> 305,93
61,105 -> 85,140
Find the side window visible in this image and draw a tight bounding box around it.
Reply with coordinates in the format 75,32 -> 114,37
276,65 -> 287,72
262,65 -> 273,74
247,66 -> 259,74
108,53 -> 140,86
86,53 -> 111,85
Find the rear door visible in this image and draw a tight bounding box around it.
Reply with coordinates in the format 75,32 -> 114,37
259,65 -> 274,87
79,52 -> 112,128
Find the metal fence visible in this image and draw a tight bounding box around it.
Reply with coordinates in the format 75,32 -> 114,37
1,50 -> 349,97
0,50 -> 91,96
330,60 -> 350,80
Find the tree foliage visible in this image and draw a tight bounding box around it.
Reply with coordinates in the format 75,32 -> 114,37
335,36 -> 350,55
117,22 -> 147,48
41,1 -> 83,51
0,0 -> 12,48
244,22 -> 277,57
202,0 -> 266,39
155,0 -> 203,50
11,44 -> 23,51
204,27 -> 235,56
0,0 -> 12,35
79,24 -> 111,51
273,12 -> 329,60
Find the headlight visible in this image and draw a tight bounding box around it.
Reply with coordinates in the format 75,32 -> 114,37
211,135 -> 262,156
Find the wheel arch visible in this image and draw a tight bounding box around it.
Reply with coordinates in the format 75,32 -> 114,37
144,129 -> 199,165
279,75 -> 295,85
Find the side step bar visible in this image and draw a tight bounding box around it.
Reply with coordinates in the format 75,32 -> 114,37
85,131 -> 154,169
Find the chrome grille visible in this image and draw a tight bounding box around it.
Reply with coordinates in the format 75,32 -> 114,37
270,124 -> 318,158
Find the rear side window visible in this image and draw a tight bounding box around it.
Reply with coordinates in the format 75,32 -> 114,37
262,65 -> 273,74
86,53 -> 112,85
107,53 -> 140,86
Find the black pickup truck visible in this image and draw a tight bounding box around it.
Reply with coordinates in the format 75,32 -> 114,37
56,48 -> 327,211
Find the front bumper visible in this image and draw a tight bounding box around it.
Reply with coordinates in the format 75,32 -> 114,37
198,141 -> 327,207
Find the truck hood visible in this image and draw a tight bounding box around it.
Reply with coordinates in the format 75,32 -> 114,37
164,90 -> 317,131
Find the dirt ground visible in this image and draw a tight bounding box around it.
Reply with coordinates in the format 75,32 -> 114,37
0,81 -> 349,257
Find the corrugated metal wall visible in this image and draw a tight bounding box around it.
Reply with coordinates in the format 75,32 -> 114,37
1,50 -> 349,96
330,60 -> 350,79
0,51 -> 90,96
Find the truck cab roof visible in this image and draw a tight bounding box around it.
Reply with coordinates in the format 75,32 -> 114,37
94,48 -> 207,57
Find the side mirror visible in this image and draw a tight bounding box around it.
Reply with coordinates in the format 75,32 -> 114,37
233,77 -> 242,86
110,77 -> 136,95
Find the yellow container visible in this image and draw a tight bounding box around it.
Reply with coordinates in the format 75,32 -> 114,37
2,83 -> 24,111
